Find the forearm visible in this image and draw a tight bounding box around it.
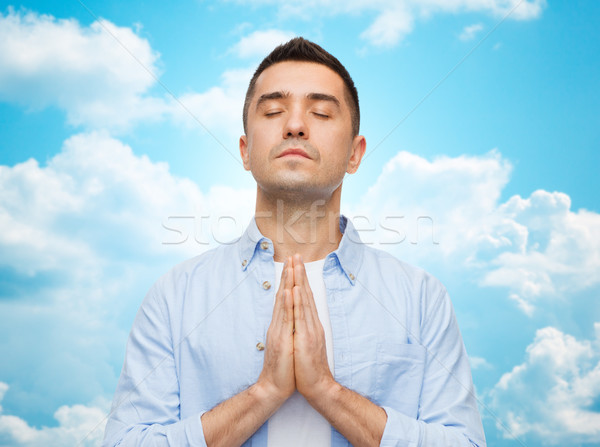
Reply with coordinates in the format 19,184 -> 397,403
308,381 -> 387,447
201,381 -> 285,447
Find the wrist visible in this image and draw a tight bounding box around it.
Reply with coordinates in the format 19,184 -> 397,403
252,379 -> 290,410
303,377 -> 341,408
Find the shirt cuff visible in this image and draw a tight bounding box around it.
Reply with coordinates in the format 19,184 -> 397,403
379,406 -> 420,447
165,410 -> 208,447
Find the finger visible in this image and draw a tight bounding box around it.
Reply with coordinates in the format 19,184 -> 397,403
291,257 -> 319,321
293,258 -> 317,318
273,258 -> 292,315
270,295 -> 281,327
293,286 -> 305,325
294,261 -> 312,318
299,284 -> 318,329
283,289 -> 294,330
276,257 -> 290,294
272,286 -> 291,334
290,255 -> 322,333
284,256 -> 294,292
301,274 -> 318,315
292,254 -> 306,287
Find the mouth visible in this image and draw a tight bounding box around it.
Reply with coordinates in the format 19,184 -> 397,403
276,148 -> 311,159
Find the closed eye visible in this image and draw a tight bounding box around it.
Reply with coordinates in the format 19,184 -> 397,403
313,112 -> 329,118
265,111 -> 282,117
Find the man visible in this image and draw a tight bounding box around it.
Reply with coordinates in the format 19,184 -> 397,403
104,37 -> 486,446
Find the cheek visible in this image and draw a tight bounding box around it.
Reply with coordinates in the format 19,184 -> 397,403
246,142 -> 273,173
326,134 -> 354,164
248,126 -> 276,152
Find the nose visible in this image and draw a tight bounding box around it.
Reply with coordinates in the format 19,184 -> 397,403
283,106 -> 308,139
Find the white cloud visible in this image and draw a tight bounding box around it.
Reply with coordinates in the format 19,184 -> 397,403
417,0 -> 546,20
459,23 -> 484,41
0,132 -> 198,276
0,384 -> 108,447
360,0 -> 546,46
469,356 -> 492,370
488,323 -> 600,444
0,8 -> 166,130
0,4 -> 544,140
480,191 -> 600,315
349,150 -> 512,256
230,0 -> 546,47
169,67 -> 252,137
348,150 -> 600,314
0,132 -> 254,430
0,10 -> 268,135
231,29 -> 297,59
360,3 -> 414,47
0,130 -> 257,282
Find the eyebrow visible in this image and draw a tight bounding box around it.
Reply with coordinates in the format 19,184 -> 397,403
255,91 -> 341,110
306,92 -> 341,109
256,91 -> 290,109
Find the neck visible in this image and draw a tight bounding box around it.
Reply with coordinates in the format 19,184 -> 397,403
254,186 -> 343,263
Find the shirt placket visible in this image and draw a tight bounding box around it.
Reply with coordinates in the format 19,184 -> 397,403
324,261 -> 352,447
245,239 -> 276,446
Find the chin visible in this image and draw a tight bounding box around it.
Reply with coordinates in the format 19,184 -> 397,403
262,179 -> 337,204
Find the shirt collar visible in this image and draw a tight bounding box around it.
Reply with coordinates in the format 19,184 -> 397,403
238,217 -> 271,270
327,215 -> 363,285
238,214 -> 363,285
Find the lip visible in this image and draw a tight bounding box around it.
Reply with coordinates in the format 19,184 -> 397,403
276,148 -> 311,159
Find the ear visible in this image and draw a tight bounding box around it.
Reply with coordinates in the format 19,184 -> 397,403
346,135 -> 366,174
239,135 -> 251,171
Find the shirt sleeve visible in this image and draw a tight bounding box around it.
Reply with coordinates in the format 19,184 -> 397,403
379,287 -> 487,447
102,287 -> 208,447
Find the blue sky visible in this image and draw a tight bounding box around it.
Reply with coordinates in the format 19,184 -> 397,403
0,0 -> 599,445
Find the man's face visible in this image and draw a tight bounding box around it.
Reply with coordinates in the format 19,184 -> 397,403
240,61 -> 365,202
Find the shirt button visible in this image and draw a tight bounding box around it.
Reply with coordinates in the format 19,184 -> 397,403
260,241 -> 269,250
262,281 -> 271,290
241,259 -> 248,267
256,342 -> 265,351
349,273 -> 355,280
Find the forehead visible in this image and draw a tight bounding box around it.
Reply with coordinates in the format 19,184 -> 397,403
252,61 -> 346,102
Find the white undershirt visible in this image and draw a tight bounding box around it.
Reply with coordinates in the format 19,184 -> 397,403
267,259 -> 334,447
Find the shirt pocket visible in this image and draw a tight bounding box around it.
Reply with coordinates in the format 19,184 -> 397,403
375,342 -> 426,418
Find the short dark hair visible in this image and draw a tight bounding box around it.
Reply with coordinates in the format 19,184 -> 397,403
243,37 -> 360,136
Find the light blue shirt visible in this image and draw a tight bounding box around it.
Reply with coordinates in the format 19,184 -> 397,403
104,216 -> 486,446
